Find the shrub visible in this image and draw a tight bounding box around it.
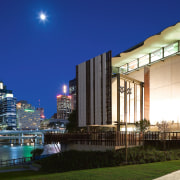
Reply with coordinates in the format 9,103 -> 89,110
31,148 -> 43,159
37,146 -> 180,173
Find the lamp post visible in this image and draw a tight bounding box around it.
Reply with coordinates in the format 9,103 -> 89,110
119,81 -> 132,164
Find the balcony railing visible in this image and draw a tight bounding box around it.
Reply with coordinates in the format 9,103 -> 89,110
118,41 -> 180,74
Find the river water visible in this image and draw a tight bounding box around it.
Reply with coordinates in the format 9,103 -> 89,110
0,143 -> 43,161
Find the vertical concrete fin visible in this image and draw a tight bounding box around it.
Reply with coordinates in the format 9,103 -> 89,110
144,66 -> 150,121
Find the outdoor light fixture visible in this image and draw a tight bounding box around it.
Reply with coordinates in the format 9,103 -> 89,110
127,88 -> 132,94
119,82 -> 132,164
119,86 -> 132,94
119,86 -> 125,93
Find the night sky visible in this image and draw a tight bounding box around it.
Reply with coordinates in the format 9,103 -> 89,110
1,0 -> 180,118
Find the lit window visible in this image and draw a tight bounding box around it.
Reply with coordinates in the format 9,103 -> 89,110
151,48 -> 163,62
139,54 -> 149,67
164,42 -> 178,57
128,60 -> 137,71
119,64 -> 127,74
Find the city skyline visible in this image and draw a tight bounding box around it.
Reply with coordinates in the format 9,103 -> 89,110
1,0 -> 180,118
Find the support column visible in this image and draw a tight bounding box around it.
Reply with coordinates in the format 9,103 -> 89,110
117,74 -> 120,131
18,133 -> 21,144
124,81 -> 127,124
134,84 -> 137,123
140,83 -> 144,121
21,133 -> 24,144
124,81 -> 128,163
42,133 -> 44,144
144,66 -> 150,120
35,135 -> 37,144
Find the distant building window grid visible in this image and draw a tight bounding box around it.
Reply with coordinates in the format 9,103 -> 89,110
16,102 -> 42,130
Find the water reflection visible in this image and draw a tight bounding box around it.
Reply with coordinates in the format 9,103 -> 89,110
0,144 -> 43,161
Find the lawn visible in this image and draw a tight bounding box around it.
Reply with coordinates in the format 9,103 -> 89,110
1,160 -> 180,180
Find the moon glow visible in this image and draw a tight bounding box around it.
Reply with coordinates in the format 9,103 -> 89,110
40,13 -> 46,21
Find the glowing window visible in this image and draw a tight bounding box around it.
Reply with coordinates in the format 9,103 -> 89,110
119,64 -> 127,74
151,49 -> 163,62
128,60 -> 138,71
139,54 -> 149,67
164,42 -> 178,57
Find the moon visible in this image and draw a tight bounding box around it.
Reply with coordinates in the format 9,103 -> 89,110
40,13 -> 46,21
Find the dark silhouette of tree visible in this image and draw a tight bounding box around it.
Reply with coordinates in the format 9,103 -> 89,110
66,110 -> 78,132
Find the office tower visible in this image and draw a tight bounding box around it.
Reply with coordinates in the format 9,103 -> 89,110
57,94 -> 72,120
0,81 -> 17,129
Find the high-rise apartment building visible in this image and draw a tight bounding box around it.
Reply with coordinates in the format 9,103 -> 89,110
0,81 -> 17,129
69,78 -> 76,110
36,107 -> 45,119
57,95 -> 72,119
16,100 -> 42,130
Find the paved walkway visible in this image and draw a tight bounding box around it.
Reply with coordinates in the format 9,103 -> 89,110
154,170 -> 180,180
0,164 -> 39,173
0,168 -> 27,173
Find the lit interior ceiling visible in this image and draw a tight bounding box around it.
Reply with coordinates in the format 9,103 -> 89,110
112,22 -> 180,67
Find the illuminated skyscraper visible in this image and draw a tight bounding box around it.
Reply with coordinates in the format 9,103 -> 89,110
57,95 -> 72,119
0,81 -> 17,129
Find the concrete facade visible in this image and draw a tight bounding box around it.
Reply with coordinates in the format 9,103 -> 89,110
76,52 -> 112,127
77,22 -> 180,128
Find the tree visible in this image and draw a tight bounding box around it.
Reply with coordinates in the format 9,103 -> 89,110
135,119 -> 150,133
66,110 -> 78,132
156,121 -> 170,133
135,119 -> 150,148
156,121 -> 170,150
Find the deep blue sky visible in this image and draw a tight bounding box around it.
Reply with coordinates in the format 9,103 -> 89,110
0,0 -> 180,118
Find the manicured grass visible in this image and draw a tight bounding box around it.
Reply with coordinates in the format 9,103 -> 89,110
1,160 -> 180,180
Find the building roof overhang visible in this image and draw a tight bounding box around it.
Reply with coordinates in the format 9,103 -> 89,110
112,22 -> 180,67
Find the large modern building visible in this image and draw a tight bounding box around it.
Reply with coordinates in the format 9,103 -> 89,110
76,22 -> 180,130
16,100 -> 42,130
0,81 -> 17,129
36,107 -> 45,119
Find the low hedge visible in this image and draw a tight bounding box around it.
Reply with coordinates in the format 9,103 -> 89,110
38,147 -> 180,173
31,148 -> 44,160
